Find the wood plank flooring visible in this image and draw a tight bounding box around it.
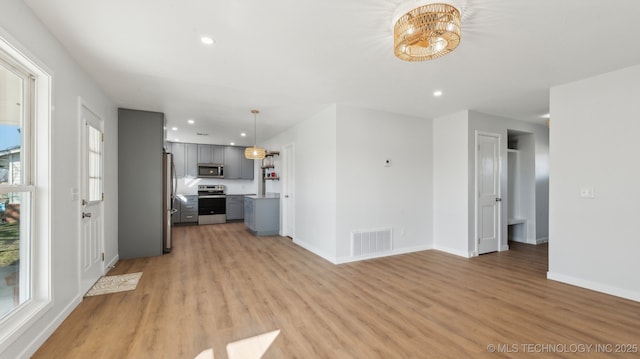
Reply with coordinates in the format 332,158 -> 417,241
34,223 -> 640,358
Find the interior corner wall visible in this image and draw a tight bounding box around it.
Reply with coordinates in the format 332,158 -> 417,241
0,1 -> 117,357
335,105 -> 433,262
262,105 -> 338,262
433,111 -> 470,257
548,64 -> 640,302
467,111 -> 549,251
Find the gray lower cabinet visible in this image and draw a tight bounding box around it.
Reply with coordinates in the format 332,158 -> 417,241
171,202 -> 181,225
244,196 -> 279,236
226,195 -> 245,220
175,195 -> 198,224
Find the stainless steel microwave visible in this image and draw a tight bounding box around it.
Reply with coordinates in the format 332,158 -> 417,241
197,163 -> 224,178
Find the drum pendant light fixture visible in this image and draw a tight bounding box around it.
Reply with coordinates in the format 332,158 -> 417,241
393,1 -> 461,62
244,109 -> 266,160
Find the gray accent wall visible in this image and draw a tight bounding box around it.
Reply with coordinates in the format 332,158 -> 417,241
118,108 -> 164,259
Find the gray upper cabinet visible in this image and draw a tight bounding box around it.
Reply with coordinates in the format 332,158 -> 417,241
172,143 -> 185,178
185,144 -> 198,177
169,142 -> 252,180
241,153 -> 255,179
198,144 -> 225,164
172,142 -> 197,178
225,146 -> 254,180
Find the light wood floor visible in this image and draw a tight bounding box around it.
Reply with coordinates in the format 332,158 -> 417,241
34,223 -> 640,358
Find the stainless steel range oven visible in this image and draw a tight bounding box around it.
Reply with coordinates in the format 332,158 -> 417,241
198,184 -> 226,225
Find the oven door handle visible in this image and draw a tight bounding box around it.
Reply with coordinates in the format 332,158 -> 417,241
198,195 -> 226,199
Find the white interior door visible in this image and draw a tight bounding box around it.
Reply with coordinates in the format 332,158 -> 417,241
80,102 -> 104,294
282,144 -> 295,238
476,132 -> 501,255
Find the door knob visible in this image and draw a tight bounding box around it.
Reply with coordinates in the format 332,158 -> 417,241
495,198 -> 502,202
82,212 -> 92,218
284,195 -> 289,198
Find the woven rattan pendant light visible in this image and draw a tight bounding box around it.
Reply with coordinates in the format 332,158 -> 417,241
244,109 -> 266,160
393,2 -> 461,62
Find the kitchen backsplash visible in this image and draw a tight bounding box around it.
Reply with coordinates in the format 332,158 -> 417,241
176,177 -> 257,195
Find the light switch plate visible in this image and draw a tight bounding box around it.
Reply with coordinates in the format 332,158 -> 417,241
580,187 -> 595,199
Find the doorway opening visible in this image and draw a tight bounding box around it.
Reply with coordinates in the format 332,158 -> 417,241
506,130 -> 545,245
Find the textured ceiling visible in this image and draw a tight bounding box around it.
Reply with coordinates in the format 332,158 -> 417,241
23,0 -> 640,145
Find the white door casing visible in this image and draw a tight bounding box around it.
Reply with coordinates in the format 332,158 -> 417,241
282,143 -> 295,238
476,132 -> 501,255
79,100 -> 105,294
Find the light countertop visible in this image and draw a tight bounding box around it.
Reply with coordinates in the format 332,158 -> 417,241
245,194 -> 280,199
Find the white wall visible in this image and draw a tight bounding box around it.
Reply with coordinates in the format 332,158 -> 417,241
548,64 -> 640,302
0,1 -> 117,357
335,105 -> 433,262
262,105 -> 337,262
433,111 -> 470,257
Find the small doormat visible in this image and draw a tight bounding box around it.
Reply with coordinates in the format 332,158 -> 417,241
85,272 -> 143,297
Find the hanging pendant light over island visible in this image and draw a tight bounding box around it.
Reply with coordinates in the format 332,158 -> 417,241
244,109 -> 266,160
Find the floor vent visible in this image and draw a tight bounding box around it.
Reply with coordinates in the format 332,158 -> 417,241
351,228 -> 392,257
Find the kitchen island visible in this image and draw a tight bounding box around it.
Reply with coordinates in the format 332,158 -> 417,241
244,195 -> 280,236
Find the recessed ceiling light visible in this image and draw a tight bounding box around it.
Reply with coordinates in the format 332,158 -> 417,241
171,127 -> 178,131
174,139 -> 180,142
201,36 -> 215,45
240,132 -> 247,137
187,119 -> 195,124
433,90 -> 443,97
230,142 -> 235,146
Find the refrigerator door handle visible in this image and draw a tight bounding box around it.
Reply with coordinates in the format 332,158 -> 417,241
171,157 -> 177,203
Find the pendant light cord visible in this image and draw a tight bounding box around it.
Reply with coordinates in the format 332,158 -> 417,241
251,109 -> 259,147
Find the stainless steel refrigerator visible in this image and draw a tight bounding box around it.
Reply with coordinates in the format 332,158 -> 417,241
162,151 -> 177,253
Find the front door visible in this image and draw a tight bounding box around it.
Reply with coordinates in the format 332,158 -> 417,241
476,132 -> 501,255
80,101 -> 104,294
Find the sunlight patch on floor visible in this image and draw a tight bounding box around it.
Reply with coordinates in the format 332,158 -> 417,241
194,329 -> 280,359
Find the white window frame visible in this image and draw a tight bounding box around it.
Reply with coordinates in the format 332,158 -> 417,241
0,31 -> 52,354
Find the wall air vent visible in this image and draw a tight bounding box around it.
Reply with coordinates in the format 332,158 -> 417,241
351,228 -> 392,257
196,132 -> 209,136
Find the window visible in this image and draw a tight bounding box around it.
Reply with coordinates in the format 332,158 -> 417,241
0,53 -> 34,318
0,33 -> 51,351
87,124 -> 103,202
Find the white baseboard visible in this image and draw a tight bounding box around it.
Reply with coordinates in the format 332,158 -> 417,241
335,244 -> 433,264
105,254 -> 119,272
432,244 -> 472,258
535,237 -> 548,245
500,244 -> 509,251
17,294 -> 83,359
547,271 -> 640,302
292,238 -> 337,264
